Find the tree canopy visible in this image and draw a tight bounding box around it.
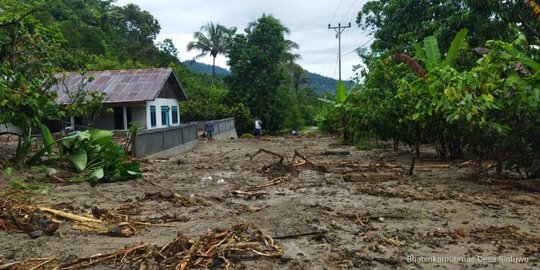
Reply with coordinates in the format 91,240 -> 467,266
226,15 -> 291,131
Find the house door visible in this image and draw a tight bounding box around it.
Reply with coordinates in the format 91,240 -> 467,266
113,107 -> 124,130
126,107 -> 132,127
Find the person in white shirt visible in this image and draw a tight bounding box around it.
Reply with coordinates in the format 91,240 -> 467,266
254,117 -> 263,138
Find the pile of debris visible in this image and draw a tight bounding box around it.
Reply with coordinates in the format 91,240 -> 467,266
1,223 -> 283,269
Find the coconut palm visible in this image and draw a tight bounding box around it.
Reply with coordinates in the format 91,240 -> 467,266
186,22 -> 236,80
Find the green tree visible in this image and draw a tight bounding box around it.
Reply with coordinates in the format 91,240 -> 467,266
226,15 -> 291,131
109,3 -> 161,65
156,38 -> 180,66
356,0 -> 539,57
187,22 -> 236,80
0,0 -> 65,162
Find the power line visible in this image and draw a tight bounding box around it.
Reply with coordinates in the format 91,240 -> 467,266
341,0 -> 417,57
328,22 -> 351,81
340,0 -> 360,23
329,0 -> 345,23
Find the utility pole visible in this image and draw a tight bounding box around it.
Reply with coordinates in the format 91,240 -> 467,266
328,22 -> 351,81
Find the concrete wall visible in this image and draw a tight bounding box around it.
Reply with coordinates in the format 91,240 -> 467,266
0,123 -> 21,135
134,123 -> 197,158
198,118 -> 238,140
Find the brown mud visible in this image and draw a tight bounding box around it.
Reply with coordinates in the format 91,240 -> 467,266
1,135 -> 539,269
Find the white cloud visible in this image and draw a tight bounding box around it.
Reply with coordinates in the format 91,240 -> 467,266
115,0 -> 372,80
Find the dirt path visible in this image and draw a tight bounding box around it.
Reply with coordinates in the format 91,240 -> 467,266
1,135 -> 539,269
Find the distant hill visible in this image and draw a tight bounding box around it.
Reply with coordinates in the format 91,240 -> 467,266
306,72 -> 355,95
181,60 -> 230,78
181,61 -> 355,95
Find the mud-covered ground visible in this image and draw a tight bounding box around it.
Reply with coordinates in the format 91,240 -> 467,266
1,135 -> 539,269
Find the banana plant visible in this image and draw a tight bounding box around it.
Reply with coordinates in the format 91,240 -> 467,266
318,80 -> 353,142
394,28 -> 469,76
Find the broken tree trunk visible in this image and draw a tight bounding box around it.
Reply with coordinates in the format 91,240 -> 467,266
38,207 -> 103,223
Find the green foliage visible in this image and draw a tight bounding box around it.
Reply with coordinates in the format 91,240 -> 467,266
317,79 -> 355,143
355,137 -> 372,151
336,80 -> 347,103
226,14 -> 292,132
59,129 -> 140,183
10,179 -> 45,192
356,0 -> 539,58
186,22 -> 236,79
240,133 -> 255,139
315,103 -> 341,134
349,31 -> 539,177
444,28 -> 469,67
0,0 -> 66,162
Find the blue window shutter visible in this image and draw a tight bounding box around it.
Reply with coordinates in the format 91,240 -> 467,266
150,106 -> 157,127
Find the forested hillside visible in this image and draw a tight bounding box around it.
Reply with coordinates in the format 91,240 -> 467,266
182,60 -> 354,95
42,0 -> 180,70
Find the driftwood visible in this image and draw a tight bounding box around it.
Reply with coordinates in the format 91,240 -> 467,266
292,150 -> 327,172
343,172 -> 400,182
273,229 -> 328,240
59,243 -> 149,269
253,174 -> 291,189
38,206 -> 103,223
250,148 -> 327,173
230,190 -> 269,199
250,148 -> 284,164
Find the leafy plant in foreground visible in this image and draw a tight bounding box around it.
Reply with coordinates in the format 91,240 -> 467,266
59,129 -> 140,183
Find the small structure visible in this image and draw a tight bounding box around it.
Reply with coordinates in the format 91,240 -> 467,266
52,68 -> 188,131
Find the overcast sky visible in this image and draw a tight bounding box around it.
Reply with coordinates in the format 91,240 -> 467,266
115,0 -> 372,80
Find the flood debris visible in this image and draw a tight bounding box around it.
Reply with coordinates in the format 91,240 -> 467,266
144,191 -> 206,206
0,192 -> 187,238
343,172 -> 401,183
0,191 -> 60,236
230,190 -> 269,199
2,224 -> 283,270
250,148 -> 327,178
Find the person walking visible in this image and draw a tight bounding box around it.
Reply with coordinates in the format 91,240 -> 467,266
204,120 -> 214,141
254,117 -> 263,139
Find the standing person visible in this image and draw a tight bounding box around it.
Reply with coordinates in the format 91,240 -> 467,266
204,120 -> 214,141
254,117 -> 263,139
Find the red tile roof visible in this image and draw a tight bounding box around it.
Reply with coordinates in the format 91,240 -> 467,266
52,68 -> 187,104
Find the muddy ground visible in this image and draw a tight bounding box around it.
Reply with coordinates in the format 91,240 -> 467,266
1,135 -> 539,269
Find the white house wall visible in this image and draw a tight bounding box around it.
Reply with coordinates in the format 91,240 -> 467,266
146,98 -> 180,129
132,106 -> 147,129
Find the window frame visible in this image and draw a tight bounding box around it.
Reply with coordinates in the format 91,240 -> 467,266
171,106 -> 179,124
150,106 -> 157,127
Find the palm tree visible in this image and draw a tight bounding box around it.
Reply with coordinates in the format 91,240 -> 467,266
186,22 -> 236,80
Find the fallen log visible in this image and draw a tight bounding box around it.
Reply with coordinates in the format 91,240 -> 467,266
38,207 -> 103,223
272,229 -> 328,240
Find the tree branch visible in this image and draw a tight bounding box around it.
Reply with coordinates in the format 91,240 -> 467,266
0,0 -> 54,28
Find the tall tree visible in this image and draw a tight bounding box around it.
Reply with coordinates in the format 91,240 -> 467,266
226,15 -> 290,131
109,3 -> 161,65
0,0 -> 65,162
356,0 -> 540,57
186,22 -> 236,80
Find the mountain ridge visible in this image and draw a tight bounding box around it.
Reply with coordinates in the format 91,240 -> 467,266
181,60 -> 355,95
